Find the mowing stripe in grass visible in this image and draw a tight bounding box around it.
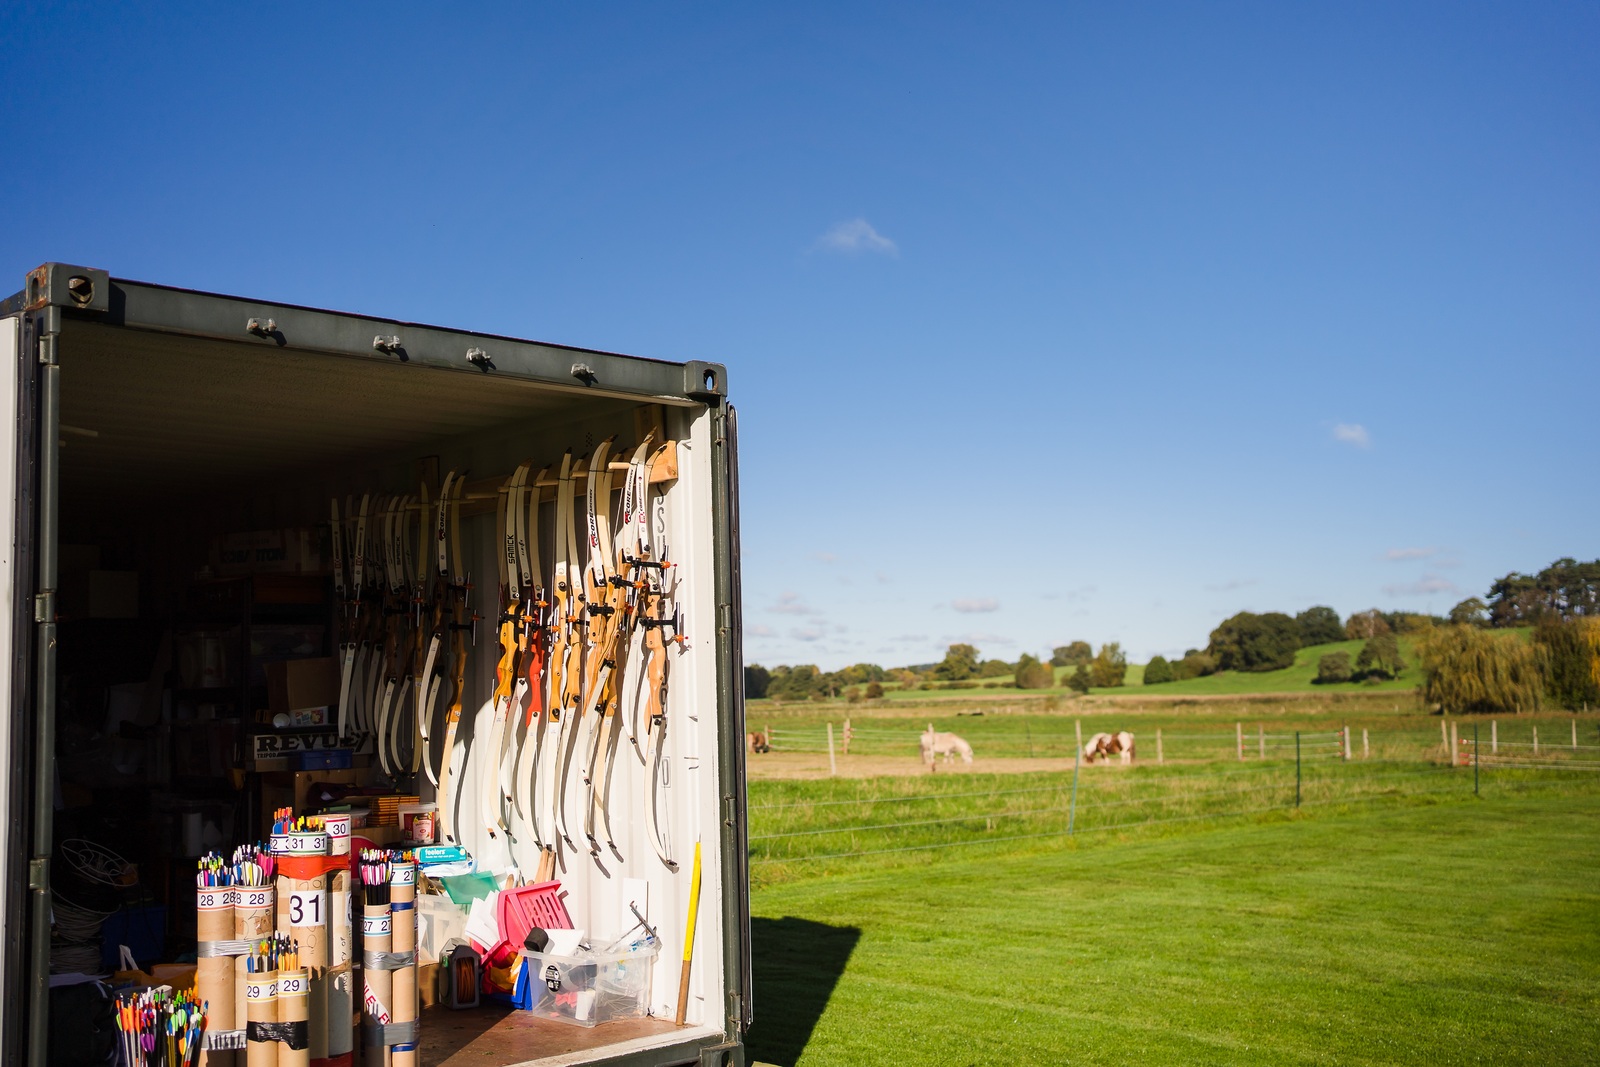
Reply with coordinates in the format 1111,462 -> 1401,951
754,782 -> 1292,841
749,763 -> 1286,810
753,804 -> 1292,864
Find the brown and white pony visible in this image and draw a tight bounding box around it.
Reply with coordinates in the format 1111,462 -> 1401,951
1083,730 -> 1136,765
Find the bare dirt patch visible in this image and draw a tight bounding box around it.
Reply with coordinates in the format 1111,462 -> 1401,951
747,753 -> 1085,780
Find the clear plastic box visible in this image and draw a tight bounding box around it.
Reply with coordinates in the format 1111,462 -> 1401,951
515,942 -> 660,1027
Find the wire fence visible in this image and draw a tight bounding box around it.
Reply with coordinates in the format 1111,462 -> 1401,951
759,717 -> 1600,766
748,724 -> 1600,873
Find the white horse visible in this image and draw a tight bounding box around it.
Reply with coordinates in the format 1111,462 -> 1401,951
921,724 -> 974,771
1084,730 -> 1135,765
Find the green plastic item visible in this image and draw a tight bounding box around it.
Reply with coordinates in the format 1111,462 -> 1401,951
440,872 -> 499,905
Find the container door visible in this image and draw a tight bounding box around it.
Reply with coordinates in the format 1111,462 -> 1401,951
0,311 -> 37,1062
723,404 -> 754,1031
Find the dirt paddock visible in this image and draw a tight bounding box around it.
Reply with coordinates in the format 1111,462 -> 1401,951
747,753 -> 1091,779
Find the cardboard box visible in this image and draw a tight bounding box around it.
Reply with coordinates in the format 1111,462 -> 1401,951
256,768 -> 367,826
264,657 -> 339,721
212,528 -> 328,576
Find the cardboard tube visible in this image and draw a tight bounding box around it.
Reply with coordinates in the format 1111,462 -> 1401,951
277,968 -> 310,1067
326,867 -> 354,1062
389,862 -> 417,1065
288,875 -> 329,969
323,814 -> 355,1061
362,902 -> 393,1059
234,885 -> 274,1054
197,887 -> 238,1067
296,878 -> 329,1067
246,970 -> 279,1067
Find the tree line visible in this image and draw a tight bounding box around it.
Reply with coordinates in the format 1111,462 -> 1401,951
743,557 -> 1600,708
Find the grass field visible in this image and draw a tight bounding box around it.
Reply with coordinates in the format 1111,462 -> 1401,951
745,785 -> 1600,1066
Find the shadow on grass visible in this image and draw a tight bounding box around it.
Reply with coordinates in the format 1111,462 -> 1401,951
744,916 -> 861,1067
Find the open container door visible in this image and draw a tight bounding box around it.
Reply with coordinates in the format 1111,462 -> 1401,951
714,404 -> 753,1038
0,264 -> 104,1065
0,308 -> 32,1062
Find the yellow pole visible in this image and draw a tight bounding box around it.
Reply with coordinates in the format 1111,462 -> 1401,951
674,840 -> 703,1026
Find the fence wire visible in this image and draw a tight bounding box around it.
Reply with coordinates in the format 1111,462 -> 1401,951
749,728 -> 1600,869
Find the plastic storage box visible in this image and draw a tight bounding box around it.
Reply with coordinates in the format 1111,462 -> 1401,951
514,943 -> 660,1027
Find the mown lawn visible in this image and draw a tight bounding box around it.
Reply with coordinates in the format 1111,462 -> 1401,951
746,788 -> 1600,1066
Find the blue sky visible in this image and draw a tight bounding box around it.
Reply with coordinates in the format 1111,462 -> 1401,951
4,3 -> 1597,669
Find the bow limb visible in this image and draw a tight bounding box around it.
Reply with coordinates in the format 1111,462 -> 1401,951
375,678 -> 397,776
640,578 -> 674,867
420,673 -> 443,787
553,454 -> 589,847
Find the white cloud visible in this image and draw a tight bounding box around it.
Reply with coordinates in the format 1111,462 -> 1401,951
875,571 -> 892,584
1064,585 -> 1096,603
1385,547 -> 1437,561
952,597 -> 1000,614
890,634 -> 929,644
1383,574 -> 1458,597
1333,423 -> 1371,448
812,218 -> 898,256
771,592 -> 818,616
944,631 -> 1016,647
790,627 -> 825,642
1206,578 -> 1257,592
747,623 -> 775,638
810,551 -> 837,564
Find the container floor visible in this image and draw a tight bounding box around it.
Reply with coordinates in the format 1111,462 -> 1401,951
419,1003 -> 686,1066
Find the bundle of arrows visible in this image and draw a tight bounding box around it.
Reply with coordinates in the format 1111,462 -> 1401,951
114,986 -> 207,1067
328,437 -> 688,873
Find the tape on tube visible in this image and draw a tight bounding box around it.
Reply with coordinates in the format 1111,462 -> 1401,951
203,1029 -> 248,1050
247,1021 -> 310,1050
197,938 -> 257,958
360,1019 -> 419,1045
362,950 -> 416,971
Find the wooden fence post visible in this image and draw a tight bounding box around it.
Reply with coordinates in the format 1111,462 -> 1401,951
1258,724 -> 1265,760
1450,721 -> 1458,766
1441,719 -> 1449,753
1075,719 -> 1082,756
1237,722 -> 1244,762
1574,718 -> 1579,751
842,718 -> 851,756
1156,728 -> 1164,765
1491,719 -> 1497,754
1362,728 -> 1369,760
827,723 -> 837,776
1532,725 -> 1539,756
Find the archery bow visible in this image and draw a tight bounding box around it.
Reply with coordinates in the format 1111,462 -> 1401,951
573,438 -> 618,817
553,443 -> 607,848
419,472 -> 455,788
537,451 -> 579,854
640,444 -> 683,868
587,436 -> 654,852
436,472 -> 474,844
332,498 -> 356,740
511,465 -> 549,835
480,463 -> 528,839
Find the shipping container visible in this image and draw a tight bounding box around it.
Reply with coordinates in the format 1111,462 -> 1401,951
0,264 -> 751,1066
